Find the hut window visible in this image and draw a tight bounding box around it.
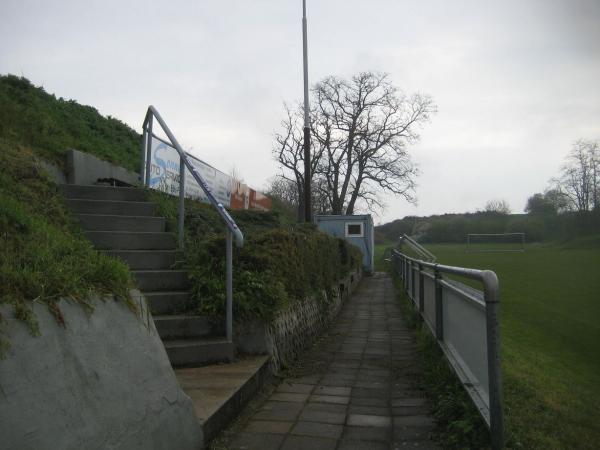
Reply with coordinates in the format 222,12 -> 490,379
345,222 -> 364,237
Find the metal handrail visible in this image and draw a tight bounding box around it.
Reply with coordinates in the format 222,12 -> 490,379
391,249 -> 503,450
399,234 -> 436,262
140,105 -> 243,342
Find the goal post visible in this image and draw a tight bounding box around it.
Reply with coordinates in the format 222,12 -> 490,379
466,233 -> 525,253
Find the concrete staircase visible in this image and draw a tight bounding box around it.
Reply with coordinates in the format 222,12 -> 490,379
63,184 -> 234,366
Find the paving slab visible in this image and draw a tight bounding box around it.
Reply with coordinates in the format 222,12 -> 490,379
220,274 -> 439,449
276,383 -> 315,394
280,435 -> 337,450
291,421 -> 344,439
244,420 -> 294,434
347,413 -> 392,428
228,432 -> 285,450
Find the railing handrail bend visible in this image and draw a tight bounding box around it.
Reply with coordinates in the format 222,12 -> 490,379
399,234 -> 437,262
392,249 -> 498,295
142,105 -> 244,247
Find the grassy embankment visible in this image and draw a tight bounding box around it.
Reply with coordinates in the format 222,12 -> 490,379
0,75 -> 141,353
377,240 -> 600,449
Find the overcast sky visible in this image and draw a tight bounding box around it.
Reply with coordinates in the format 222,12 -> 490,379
1,0 -> 599,224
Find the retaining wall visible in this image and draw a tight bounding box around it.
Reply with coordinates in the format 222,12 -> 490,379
235,267 -> 362,372
0,291 -> 202,450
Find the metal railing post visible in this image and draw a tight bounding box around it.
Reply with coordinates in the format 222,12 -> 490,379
406,261 -> 413,300
418,263 -> 425,313
401,257 -> 405,281
145,115 -> 153,187
399,256 -> 403,280
226,230 -> 233,342
178,155 -> 185,250
404,258 -> 410,295
483,271 -> 504,450
411,262 -> 416,301
140,127 -> 147,185
434,267 -> 443,340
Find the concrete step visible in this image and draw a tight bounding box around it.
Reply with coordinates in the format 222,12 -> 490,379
68,199 -> 157,216
175,356 -> 271,444
164,337 -> 235,367
63,184 -> 147,202
86,231 -> 176,250
104,249 -> 181,270
145,291 -> 191,315
133,270 -> 189,291
154,315 -> 220,340
77,214 -> 167,232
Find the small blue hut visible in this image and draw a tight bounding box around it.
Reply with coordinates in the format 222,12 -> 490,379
315,214 -> 375,273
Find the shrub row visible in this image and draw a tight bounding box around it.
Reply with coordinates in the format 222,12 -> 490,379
149,191 -> 363,322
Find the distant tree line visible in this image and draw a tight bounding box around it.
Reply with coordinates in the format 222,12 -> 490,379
527,140 -> 599,214
376,140 -> 600,244
375,210 -> 598,244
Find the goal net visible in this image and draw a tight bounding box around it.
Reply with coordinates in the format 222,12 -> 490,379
466,233 -> 525,253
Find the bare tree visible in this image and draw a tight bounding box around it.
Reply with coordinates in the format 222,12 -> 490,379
551,140 -> 600,212
266,176 -> 298,206
543,188 -> 571,213
273,104 -> 324,220
483,199 -> 511,214
265,175 -> 331,217
525,190 -> 570,214
274,72 -> 436,217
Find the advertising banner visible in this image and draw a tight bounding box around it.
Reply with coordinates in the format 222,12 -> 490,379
147,137 -> 271,211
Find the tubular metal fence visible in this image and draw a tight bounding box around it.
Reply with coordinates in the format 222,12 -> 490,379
390,249 -> 504,450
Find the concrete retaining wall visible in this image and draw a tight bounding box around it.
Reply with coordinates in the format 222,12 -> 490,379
67,149 -> 139,186
235,268 -> 362,372
0,292 -> 202,450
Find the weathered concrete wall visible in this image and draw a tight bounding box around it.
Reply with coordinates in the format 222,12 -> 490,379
0,292 -> 202,450
235,267 -> 362,372
37,158 -> 67,185
67,149 -> 139,186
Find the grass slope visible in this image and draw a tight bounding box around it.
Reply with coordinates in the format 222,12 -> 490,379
0,74 -> 140,170
377,240 -> 600,449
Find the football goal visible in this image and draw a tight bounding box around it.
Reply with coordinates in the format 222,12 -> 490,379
466,233 -> 525,253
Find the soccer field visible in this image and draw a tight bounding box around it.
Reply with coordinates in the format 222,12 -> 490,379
377,239 -> 600,449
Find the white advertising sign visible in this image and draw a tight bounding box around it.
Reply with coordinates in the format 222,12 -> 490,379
148,137 -> 232,207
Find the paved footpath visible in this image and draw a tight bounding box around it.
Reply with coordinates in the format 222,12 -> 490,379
222,273 -> 440,450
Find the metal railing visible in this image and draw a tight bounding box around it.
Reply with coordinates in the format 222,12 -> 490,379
399,234 -> 437,262
391,249 -> 503,450
140,106 -> 243,342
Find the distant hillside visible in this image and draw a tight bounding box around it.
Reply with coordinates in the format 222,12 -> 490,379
0,74 -> 140,171
376,210 -> 600,243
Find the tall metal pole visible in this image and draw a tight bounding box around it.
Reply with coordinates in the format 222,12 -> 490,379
302,0 -> 312,222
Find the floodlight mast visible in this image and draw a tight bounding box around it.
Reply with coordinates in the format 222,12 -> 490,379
302,0 -> 312,222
